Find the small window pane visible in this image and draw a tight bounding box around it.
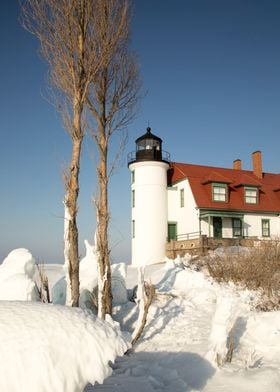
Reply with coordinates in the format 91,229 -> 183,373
131,171 -> 135,183
213,185 -> 226,202
132,190 -> 135,208
245,188 -> 258,204
232,218 -> 242,237
262,219 -> 270,237
180,189 -> 184,207
132,220 -> 135,238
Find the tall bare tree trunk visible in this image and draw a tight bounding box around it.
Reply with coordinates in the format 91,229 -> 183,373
96,127 -> 112,318
66,135 -> 82,307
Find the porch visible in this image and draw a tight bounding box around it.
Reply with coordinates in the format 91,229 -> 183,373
166,233 -> 257,259
199,210 -> 245,239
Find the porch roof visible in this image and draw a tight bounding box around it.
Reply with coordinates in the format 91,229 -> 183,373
200,210 -> 244,219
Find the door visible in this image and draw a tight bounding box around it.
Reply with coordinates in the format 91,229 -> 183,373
213,217 -> 222,238
168,223 -> 177,241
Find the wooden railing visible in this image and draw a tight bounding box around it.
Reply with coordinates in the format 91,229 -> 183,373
175,231 -> 202,241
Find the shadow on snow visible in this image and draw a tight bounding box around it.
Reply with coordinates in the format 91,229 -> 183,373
85,350 -> 215,392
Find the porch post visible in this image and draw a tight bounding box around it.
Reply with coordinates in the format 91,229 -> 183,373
241,216 -> 244,237
208,215 -> 211,237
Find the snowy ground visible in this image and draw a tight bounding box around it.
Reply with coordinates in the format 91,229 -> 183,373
84,261 -> 280,392
1,248 -> 280,391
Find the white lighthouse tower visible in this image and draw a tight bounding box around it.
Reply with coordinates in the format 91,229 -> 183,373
128,127 -> 170,266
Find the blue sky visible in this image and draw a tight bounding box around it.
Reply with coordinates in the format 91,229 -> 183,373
1,1 -> 279,263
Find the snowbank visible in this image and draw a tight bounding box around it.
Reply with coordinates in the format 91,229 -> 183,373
111,263 -> 128,305
206,294 -> 239,366
0,248 -> 38,300
53,241 -> 128,308
156,259 -> 214,298
79,240 -> 99,310
239,310 -> 280,367
1,248 -> 36,277
0,301 -> 130,392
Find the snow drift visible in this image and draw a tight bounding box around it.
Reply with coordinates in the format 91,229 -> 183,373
54,240 -> 128,309
0,301 -> 130,392
0,248 -> 38,300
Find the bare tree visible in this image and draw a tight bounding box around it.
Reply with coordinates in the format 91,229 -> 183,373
21,0 -> 100,306
86,0 -> 141,319
131,268 -> 155,346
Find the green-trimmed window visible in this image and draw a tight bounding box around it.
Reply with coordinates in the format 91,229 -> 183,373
244,187 -> 258,204
132,190 -> 135,208
131,171 -> 135,184
132,220 -> 135,238
212,183 -> 227,202
232,218 -> 242,237
262,219 -> 270,237
180,189 -> 184,207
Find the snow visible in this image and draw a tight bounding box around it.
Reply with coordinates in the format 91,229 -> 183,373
0,248 -> 38,301
0,301 -> 130,392
206,294 -> 240,366
53,240 -> 128,309
111,262 -> 128,305
1,247 -> 280,391
86,261 -> 280,392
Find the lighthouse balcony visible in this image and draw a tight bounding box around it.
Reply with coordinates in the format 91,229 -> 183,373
127,149 -> 171,165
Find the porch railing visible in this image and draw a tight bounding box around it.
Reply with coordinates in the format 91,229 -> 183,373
175,231 -> 202,241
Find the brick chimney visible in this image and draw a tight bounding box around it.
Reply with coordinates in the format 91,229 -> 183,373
233,159 -> 242,170
252,150 -> 263,178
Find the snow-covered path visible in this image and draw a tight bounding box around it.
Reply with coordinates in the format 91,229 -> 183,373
86,294 -> 215,392
85,263 -> 280,392
85,264 -> 218,392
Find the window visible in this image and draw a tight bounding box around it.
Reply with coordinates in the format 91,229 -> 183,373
245,187 -> 258,204
212,183 -> 227,202
132,220 -> 135,238
132,190 -> 135,208
262,219 -> 270,237
180,189 -> 184,207
232,218 -> 242,237
131,171 -> 135,184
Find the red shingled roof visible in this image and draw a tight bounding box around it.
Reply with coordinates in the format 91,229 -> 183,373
169,162 -> 280,213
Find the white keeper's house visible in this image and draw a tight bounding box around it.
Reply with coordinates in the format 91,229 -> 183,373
128,127 -> 280,266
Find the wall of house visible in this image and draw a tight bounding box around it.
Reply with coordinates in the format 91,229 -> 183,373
167,179 -> 200,237
200,218 -> 210,236
243,213 -> 280,238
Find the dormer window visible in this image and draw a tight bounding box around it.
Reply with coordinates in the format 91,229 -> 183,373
244,187 -> 258,204
212,183 -> 227,202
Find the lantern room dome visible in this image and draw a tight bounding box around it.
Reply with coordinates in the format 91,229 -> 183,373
135,126 -> 162,144
127,127 -> 170,165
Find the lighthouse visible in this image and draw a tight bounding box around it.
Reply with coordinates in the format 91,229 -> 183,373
128,127 -> 170,266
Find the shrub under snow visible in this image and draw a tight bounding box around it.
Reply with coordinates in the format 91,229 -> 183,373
0,248 -> 38,301
54,240 -> 128,309
0,301 -> 130,392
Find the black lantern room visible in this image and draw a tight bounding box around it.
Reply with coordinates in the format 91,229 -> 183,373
128,127 -> 170,165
